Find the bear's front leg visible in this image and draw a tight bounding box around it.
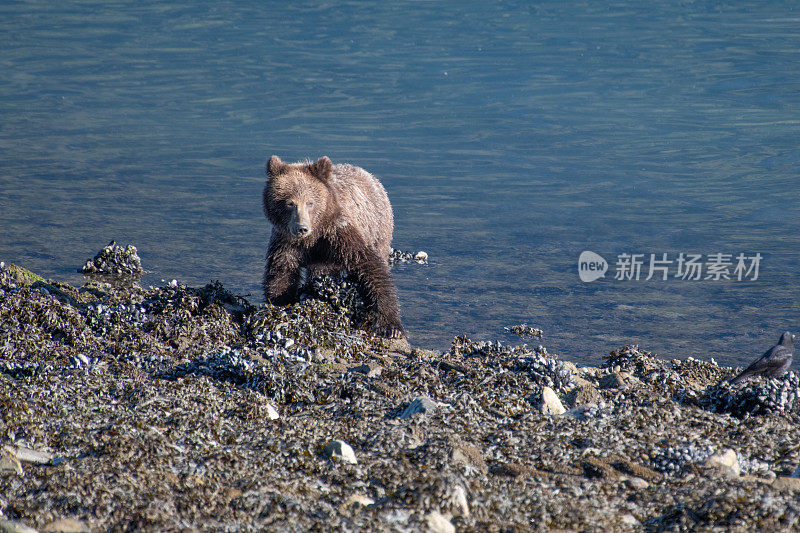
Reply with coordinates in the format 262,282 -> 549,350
345,246 -> 404,338
263,235 -> 303,305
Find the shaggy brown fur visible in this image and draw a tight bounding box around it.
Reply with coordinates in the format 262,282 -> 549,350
262,155 -> 403,338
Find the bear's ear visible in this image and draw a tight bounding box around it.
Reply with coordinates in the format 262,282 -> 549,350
308,156 -> 332,182
266,155 -> 285,177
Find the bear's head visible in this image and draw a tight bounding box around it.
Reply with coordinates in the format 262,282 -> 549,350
264,156 -> 332,242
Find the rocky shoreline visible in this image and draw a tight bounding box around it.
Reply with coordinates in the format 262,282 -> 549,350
1,261 -> 800,532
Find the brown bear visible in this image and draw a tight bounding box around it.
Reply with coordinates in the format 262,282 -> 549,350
262,155 -> 404,338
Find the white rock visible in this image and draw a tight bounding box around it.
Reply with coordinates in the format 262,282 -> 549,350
0,452 -> 22,475
344,494 -> 375,507
383,509 -> 411,525
772,476 -> 800,491
425,511 -> 455,533
706,449 -> 740,476
625,476 -> 649,490
580,447 -> 604,456
447,485 -> 470,517
323,440 -> 357,465
265,403 -> 280,420
540,386 -> 566,415
41,518 -> 91,532
4,445 -> 54,465
414,251 -> 428,261
0,519 -> 38,533
620,513 -> 641,526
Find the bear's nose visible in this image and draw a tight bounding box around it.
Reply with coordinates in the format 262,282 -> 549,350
296,225 -> 310,236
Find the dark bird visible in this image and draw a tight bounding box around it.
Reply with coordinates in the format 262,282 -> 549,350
730,331 -> 795,385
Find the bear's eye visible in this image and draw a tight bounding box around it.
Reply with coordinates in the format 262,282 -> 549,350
286,201 -> 296,208
307,201 -> 314,208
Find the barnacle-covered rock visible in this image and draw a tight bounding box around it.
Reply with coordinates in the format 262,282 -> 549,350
0,263 -> 45,288
504,324 -> 543,338
4,260 -> 800,532
603,344 -> 663,375
243,299 -> 369,361
79,240 -> 143,278
449,335 -> 576,394
652,443 -> 716,476
515,351 -> 576,393
161,345 -> 321,404
388,248 -> 429,265
701,371 -> 800,417
301,274 -> 368,326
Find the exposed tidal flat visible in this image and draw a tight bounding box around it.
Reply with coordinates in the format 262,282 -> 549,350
2,262 -> 800,532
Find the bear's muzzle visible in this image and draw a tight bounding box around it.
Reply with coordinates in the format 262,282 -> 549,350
288,204 -> 313,239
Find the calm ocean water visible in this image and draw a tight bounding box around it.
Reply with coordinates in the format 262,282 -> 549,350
1,1 -> 798,366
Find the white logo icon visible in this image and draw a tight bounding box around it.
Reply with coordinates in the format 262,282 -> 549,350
578,251 -> 607,282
